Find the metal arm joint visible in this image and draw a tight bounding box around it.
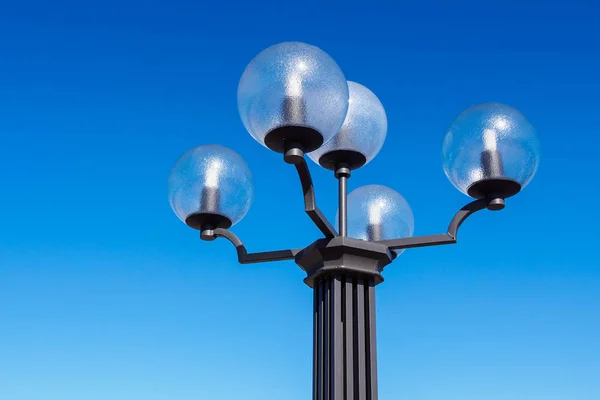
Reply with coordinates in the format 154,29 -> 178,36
285,147 -> 338,239
203,228 -> 301,264
376,198 -> 491,250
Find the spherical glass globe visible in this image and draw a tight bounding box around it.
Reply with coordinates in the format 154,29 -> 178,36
339,185 -> 414,253
238,42 -> 349,153
442,103 -> 540,198
168,145 -> 253,229
308,81 -> 387,170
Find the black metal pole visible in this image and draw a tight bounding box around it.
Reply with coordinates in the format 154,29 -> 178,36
339,177 -> 347,236
313,274 -> 378,400
335,165 -> 350,237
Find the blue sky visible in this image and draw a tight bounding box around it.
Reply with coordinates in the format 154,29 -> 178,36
1,1 -> 599,399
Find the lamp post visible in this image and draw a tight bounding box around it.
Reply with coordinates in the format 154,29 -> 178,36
167,42 -> 541,400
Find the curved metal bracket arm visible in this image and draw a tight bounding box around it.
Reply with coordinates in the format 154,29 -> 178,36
376,198 -> 490,250
293,157 -> 338,239
210,228 -> 301,264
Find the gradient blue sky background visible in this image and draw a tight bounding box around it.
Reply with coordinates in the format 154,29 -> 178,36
1,1 -> 599,399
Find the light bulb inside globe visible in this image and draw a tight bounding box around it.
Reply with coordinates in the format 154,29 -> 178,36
200,159 -> 223,215
282,63 -> 308,126
368,199 -> 385,225
482,128 -> 498,152
204,159 -> 222,188
480,127 -> 505,180
287,78 -> 302,98
367,206 -> 382,241
480,127 -> 505,179
366,199 -> 387,241
286,62 -> 307,97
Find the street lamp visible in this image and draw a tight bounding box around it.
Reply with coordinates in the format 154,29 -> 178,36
167,42 -> 540,400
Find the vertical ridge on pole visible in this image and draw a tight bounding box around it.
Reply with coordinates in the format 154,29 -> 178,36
366,282 -> 378,400
344,276 -> 354,400
313,281 -> 319,400
331,276 -> 343,399
356,278 -> 366,400
324,279 -> 330,400
317,281 -> 325,400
